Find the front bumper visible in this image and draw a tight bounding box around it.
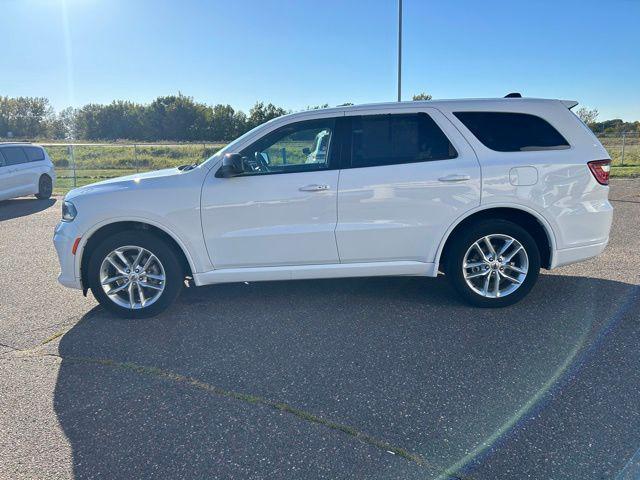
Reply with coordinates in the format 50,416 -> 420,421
53,221 -> 83,290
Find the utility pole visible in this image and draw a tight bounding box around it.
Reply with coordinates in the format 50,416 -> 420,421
397,0 -> 403,102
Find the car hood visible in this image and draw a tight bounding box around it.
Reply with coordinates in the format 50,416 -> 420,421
64,167 -> 183,201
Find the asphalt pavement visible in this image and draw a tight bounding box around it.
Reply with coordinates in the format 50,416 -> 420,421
1,179 -> 639,479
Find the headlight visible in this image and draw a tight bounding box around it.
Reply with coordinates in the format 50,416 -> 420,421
61,201 -> 77,222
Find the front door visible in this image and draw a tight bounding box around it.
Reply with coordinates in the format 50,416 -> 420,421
336,108 -> 481,265
201,118 -> 341,269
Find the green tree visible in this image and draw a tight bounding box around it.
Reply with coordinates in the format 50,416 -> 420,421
576,107 -> 599,126
0,96 -> 55,138
306,104 -> 330,110
210,104 -> 239,140
247,102 -> 288,130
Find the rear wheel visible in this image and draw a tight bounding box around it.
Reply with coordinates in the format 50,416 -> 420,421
35,175 -> 52,199
88,231 -> 184,318
445,219 -> 541,307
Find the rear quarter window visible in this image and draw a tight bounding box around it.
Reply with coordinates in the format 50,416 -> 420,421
454,111 -> 570,152
23,146 -> 45,162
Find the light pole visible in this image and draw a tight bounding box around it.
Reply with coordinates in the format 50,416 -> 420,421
397,0 -> 402,102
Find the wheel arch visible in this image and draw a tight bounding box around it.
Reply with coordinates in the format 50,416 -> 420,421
79,220 -> 195,289
436,205 -> 557,272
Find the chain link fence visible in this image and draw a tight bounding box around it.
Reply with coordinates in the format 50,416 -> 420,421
595,133 -> 639,167
42,142 -> 226,192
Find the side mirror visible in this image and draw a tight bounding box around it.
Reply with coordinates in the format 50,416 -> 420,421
215,153 -> 245,178
302,147 -> 311,155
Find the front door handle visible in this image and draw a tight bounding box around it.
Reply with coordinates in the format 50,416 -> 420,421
438,174 -> 471,183
299,184 -> 330,192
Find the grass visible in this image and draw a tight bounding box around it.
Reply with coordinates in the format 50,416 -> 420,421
46,142 -> 225,170
610,165 -> 640,178
49,143 -> 225,194
599,136 -> 640,167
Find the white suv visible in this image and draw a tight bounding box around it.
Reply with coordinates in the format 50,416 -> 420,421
0,143 -> 56,201
53,97 -> 613,318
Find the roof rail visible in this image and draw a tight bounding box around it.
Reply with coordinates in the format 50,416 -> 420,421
504,92 -> 522,98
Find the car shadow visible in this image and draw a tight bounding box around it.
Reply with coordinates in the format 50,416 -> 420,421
0,197 -> 56,221
53,274 -> 640,479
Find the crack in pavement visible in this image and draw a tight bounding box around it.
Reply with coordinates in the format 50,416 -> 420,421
0,312 -> 94,359
6,311 -> 94,341
0,342 -> 21,354
10,350 -> 469,480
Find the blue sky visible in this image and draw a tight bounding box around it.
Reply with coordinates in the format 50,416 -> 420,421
3,0 -> 639,120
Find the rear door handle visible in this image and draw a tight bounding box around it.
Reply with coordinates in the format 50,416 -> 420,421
438,174 -> 471,183
299,184 -> 330,192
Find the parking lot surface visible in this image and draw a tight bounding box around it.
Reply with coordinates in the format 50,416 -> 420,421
1,180 -> 639,479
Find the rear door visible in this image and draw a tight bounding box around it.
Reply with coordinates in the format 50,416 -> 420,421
336,107 -> 480,264
22,146 -> 48,189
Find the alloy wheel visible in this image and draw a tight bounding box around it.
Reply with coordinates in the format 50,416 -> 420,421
462,234 -> 529,298
99,245 -> 166,309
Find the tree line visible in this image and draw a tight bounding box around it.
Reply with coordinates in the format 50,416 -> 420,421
0,94 -> 637,142
0,94 -> 291,142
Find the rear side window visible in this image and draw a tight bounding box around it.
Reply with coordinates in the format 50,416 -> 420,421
1,147 -> 29,166
454,112 -> 570,152
350,113 -> 457,168
23,146 -> 45,162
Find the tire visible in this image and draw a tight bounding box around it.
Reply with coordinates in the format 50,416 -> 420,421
445,219 -> 541,308
35,175 -> 52,199
88,230 -> 184,318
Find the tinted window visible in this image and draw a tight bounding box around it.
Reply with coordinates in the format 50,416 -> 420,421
23,146 -> 45,162
350,113 -> 457,168
1,147 -> 29,166
239,119 -> 335,175
454,112 -> 570,152
0,151 -> 5,167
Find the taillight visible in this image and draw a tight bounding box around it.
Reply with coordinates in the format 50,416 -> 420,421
588,159 -> 611,185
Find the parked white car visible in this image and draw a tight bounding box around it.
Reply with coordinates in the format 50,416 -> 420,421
54,97 -> 613,318
0,143 -> 55,201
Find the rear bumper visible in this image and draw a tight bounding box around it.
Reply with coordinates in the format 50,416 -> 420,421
53,221 -> 83,290
550,239 -> 609,269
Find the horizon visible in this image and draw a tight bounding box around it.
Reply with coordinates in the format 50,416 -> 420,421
3,0 -> 639,121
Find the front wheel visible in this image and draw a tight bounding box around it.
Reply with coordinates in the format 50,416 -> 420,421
445,219 -> 541,308
88,231 -> 184,318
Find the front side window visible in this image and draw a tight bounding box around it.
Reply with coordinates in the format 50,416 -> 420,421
238,119 -> 335,175
1,147 -> 29,166
453,111 -> 570,152
350,113 -> 457,168
23,146 -> 45,162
